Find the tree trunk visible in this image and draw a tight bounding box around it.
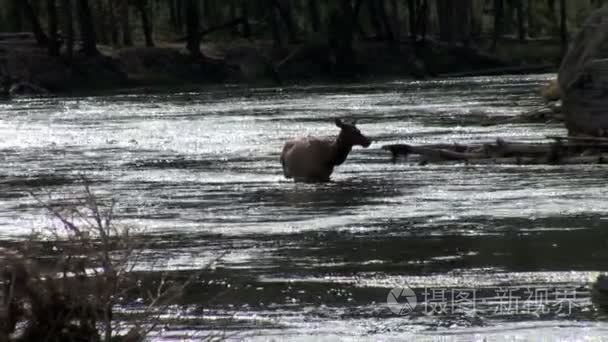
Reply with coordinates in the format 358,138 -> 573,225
367,0 -> 384,39
240,0 -> 251,38
328,0 -> 356,76
547,0 -> 557,32
21,0 -> 48,45
454,0 -> 472,45
353,0 -> 365,25
229,0 -> 238,35
169,0 -> 178,29
390,0 -> 400,39
120,0 -> 132,46
7,1 -> 24,32
353,0 -> 367,39
437,0 -> 471,44
61,0 -> 73,60
515,0 -> 526,42
560,0 -> 568,55
186,0 -> 201,57
269,3 -> 283,47
377,0 -> 395,43
134,0 -> 154,47
108,0 -> 119,45
527,0 -> 534,37
470,0 -> 483,42
308,0 -> 321,33
503,0 -> 515,35
76,0 -> 98,56
46,0 -> 60,56
204,0 -> 218,27
492,0 -> 504,51
417,0 -> 429,42
174,0 -> 185,33
274,0 -> 298,43
436,0 -> 453,42
407,0 -> 417,39
94,1 -> 109,44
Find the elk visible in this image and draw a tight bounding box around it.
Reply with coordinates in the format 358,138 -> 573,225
280,118 -> 372,183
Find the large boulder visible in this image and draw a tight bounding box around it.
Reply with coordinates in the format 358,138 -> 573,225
116,46 -> 231,83
223,46 -> 280,83
275,42 -> 333,81
117,47 -> 190,76
558,6 -> 608,136
0,48 -> 128,93
4,51 -> 72,91
9,81 -> 50,97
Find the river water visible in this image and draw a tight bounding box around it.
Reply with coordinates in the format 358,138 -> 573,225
1,74 -> 607,341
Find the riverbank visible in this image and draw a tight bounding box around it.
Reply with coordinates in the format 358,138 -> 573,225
0,33 -> 562,97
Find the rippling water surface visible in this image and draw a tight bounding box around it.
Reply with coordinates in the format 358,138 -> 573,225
1,74 -> 608,341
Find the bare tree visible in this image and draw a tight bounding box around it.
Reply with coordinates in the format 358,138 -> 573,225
76,0 -> 99,56
308,0 -> 321,32
273,0 -> 299,43
240,0 -> 251,38
389,0 -> 400,39
328,0 -> 356,75
268,1 -> 284,47
108,0 -> 119,45
120,0 -> 133,46
515,0 -> 526,42
134,0 -> 155,47
47,0 -> 60,56
454,0 -> 472,45
492,0 -> 504,51
560,0 -> 568,55
61,0 -> 74,60
419,0 -> 429,41
366,0 -> 384,39
6,1 -> 24,32
527,0 -> 534,38
21,0 -> 49,45
436,0 -> 453,42
186,0 -> 201,57
377,0 -> 395,43
407,0 -> 416,39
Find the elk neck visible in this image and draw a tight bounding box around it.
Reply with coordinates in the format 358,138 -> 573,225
329,133 -> 353,166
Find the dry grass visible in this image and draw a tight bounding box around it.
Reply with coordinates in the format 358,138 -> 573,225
0,179 -> 218,342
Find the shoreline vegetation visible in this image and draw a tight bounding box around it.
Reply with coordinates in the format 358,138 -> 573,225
1,182 -> 219,342
0,0 -> 598,97
0,32 -> 563,98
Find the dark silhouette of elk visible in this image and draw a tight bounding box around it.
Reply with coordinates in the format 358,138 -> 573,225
280,118 -> 372,182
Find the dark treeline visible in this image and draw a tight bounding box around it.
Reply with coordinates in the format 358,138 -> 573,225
0,0 -> 605,60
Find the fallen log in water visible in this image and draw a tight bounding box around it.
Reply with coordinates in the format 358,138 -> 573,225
382,137 -> 608,165
508,104 -> 564,124
460,155 -> 608,165
547,135 -> 608,143
382,143 -> 478,161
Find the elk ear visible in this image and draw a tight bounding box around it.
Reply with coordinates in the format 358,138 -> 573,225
335,118 -> 344,128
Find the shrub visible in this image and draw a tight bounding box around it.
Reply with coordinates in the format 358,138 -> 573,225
0,182 -> 193,342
